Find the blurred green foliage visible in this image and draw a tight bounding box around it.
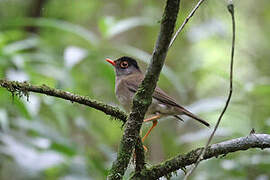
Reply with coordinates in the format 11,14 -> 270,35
0,0 -> 270,179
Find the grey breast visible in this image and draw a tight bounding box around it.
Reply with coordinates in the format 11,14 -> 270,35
115,77 -> 134,112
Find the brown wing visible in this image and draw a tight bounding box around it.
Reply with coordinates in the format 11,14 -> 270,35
125,75 -> 209,127
153,87 -> 209,126
154,88 -> 210,127
125,75 -> 190,110
153,86 -> 180,107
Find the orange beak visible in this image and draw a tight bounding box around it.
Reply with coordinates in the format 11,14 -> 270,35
106,58 -> 116,66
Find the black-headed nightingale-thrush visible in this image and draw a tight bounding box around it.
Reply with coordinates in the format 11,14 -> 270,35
106,56 -> 210,145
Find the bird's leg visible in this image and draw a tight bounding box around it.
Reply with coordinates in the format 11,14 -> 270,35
143,114 -> 161,122
142,120 -> 158,143
140,114 -> 161,152
142,113 -> 161,141
141,120 -> 158,152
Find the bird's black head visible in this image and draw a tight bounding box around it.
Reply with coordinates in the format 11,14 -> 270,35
106,56 -> 141,76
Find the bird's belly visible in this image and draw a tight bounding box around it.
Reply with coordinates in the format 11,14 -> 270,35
115,83 -> 133,112
116,94 -> 132,112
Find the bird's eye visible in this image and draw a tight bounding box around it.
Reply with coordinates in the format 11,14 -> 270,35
120,61 -> 129,69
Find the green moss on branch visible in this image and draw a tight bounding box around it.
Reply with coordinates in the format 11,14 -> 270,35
0,79 -> 127,123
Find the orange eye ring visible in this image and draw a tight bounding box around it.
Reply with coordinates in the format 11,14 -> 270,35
120,61 -> 129,69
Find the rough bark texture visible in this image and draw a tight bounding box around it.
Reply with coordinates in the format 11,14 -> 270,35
134,139 -> 146,173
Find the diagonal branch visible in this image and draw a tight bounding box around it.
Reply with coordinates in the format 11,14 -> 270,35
108,0 -> 181,179
139,134 -> 270,179
169,0 -> 206,48
0,79 -> 127,123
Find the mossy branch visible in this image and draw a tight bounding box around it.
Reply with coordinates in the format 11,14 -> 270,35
0,79 -> 127,123
108,0 -> 181,179
137,134 -> 270,179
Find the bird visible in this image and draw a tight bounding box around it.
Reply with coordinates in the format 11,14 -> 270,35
106,56 -> 210,147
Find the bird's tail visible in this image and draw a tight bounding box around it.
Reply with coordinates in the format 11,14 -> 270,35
176,107 -> 210,127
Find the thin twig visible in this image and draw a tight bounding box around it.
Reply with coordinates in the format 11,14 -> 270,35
183,2 -> 236,179
169,0 -> 206,48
